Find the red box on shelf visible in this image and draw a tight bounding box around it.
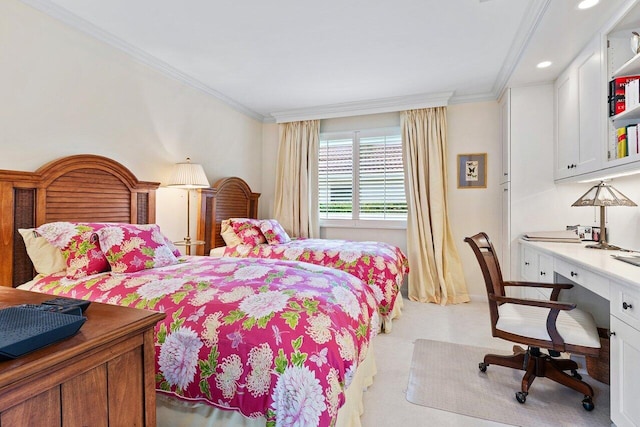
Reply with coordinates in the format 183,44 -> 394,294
609,75 -> 640,116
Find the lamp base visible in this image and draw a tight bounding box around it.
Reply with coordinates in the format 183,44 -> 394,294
585,242 -> 620,250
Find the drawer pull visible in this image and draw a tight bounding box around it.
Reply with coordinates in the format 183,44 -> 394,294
622,302 -> 633,310
570,271 -> 578,277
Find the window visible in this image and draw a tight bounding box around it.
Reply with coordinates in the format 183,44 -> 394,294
318,128 -> 407,226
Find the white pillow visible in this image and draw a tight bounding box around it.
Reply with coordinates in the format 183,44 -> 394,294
18,228 -> 66,275
220,219 -> 243,247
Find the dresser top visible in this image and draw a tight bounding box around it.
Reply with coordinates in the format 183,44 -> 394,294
0,287 -> 164,389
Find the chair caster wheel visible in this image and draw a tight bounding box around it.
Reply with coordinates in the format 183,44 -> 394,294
515,391 -> 527,404
479,362 -> 488,372
571,370 -> 582,380
582,396 -> 594,411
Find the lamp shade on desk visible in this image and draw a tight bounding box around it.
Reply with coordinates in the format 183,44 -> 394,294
572,181 -> 636,250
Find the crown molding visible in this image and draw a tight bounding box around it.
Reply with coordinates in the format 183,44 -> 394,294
448,91 -> 497,105
491,0 -> 552,99
269,92 -> 454,123
20,0 -> 266,122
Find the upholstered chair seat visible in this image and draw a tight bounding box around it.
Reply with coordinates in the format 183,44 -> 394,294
497,303 -> 601,349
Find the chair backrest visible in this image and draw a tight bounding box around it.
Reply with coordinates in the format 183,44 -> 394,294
464,232 -> 505,329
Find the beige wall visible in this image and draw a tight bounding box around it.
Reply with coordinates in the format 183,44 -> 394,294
1,0 -> 263,246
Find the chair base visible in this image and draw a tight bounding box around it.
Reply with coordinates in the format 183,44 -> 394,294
481,346 -> 594,406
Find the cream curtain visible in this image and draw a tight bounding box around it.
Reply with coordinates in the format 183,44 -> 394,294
402,107 -> 470,305
273,120 -> 320,238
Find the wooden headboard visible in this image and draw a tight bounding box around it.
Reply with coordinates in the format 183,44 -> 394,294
0,154 -> 160,287
196,177 -> 260,252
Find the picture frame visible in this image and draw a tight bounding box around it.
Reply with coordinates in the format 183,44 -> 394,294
457,153 -> 487,189
566,225 -> 602,242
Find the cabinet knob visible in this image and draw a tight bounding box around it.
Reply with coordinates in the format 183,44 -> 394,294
570,271 -> 578,277
524,262 -> 530,266
623,301 -> 633,310
609,331 -> 616,337
540,271 -> 546,276
503,172 -> 508,176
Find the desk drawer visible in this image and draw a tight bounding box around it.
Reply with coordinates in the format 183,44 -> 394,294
611,282 -> 640,331
554,259 -> 610,300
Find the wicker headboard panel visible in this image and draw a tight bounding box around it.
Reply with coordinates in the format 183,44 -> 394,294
0,154 -> 160,287
196,177 -> 260,253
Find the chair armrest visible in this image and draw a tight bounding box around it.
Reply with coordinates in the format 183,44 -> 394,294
503,281 -> 572,301
492,295 -> 576,352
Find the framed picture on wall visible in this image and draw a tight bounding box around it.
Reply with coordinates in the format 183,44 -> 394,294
457,153 -> 487,189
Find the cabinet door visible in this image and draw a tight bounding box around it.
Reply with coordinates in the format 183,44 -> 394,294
555,66 -> 579,179
554,36 -> 603,180
537,252 -> 554,289
521,245 -> 537,282
501,182 -> 510,281
576,38 -> 602,175
610,316 -> 640,427
500,90 -> 511,184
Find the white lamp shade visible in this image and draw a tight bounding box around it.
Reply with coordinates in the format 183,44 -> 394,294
167,158 -> 209,189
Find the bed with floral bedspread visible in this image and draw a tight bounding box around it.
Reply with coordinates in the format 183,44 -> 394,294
217,238 -> 408,326
21,255 -> 378,427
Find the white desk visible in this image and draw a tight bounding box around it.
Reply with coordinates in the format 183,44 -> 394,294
520,240 -> 640,427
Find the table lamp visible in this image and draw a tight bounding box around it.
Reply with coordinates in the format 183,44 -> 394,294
167,158 -> 210,254
571,181 -> 637,250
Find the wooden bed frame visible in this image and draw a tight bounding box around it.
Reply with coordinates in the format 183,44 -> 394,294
196,177 -> 260,253
0,155 -> 159,287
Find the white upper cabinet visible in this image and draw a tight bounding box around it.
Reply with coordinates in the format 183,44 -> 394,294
554,37 -> 603,180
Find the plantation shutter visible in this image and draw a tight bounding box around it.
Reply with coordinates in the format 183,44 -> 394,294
319,135 -> 353,219
359,133 -> 407,219
319,129 -> 406,222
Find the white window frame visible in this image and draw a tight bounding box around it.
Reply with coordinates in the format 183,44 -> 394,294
319,127 -> 407,230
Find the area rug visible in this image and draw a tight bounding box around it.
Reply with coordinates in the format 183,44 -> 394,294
406,339 -> 610,427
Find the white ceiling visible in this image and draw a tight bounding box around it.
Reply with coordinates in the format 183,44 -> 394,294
22,0 -> 628,121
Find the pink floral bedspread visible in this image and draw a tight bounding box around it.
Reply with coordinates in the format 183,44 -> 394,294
22,256 -> 378,427
222,239 -> 409,317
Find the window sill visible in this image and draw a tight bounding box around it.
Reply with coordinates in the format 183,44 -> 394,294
319,219 -> 407,230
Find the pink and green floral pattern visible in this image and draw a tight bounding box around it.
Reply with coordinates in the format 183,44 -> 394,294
222,239 -> 409,318
230,218 -> 266,246
22,256 -> 378,427
97,224 -> 179,273
259,219 -> 291,245
36,222 -> 110,279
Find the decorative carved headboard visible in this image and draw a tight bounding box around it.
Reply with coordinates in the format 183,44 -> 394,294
0,154 -> 160,287
196,177 -> 260,253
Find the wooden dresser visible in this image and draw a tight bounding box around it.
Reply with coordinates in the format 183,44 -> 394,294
0,288 -> 164,427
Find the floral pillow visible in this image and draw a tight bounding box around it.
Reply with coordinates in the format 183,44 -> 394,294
259,219 -> 291,245
162,236 -> 182,257
36,222 -> 110,279
97,224 -> 179,273
229,218 -> 266,246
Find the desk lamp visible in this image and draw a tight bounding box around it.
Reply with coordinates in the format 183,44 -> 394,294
167,158 -> 210,254
571,181 -> 636,250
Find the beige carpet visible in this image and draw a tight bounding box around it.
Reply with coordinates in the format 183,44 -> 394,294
406,339 -> 610,427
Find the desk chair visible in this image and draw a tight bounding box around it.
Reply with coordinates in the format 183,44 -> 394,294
464,232 -> 602,410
